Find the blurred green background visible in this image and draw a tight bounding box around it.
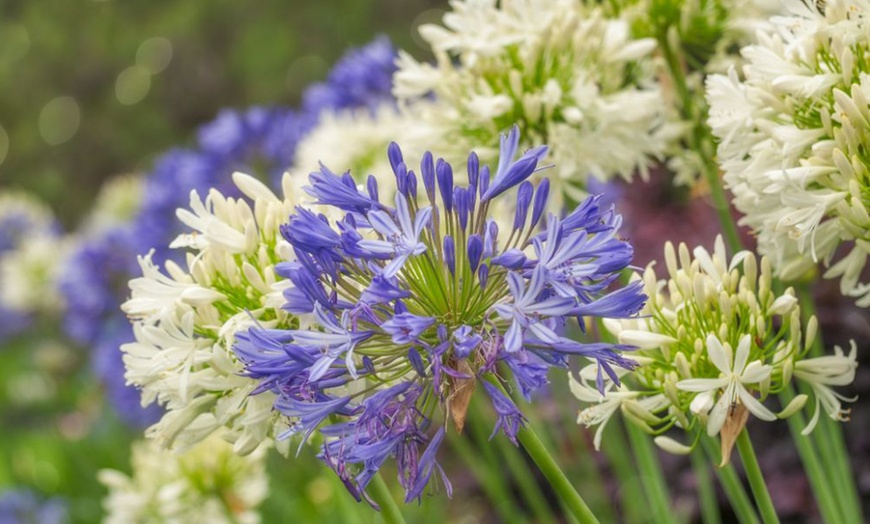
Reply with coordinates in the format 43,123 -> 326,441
0,0 -> 444,227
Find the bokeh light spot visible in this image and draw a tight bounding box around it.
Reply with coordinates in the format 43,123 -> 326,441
0,24 -> 31,67
136,37 -> 173,74
38,96 -> 81,146
115,65 -> 151,105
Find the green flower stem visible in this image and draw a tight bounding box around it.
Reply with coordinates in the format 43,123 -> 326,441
700,436 -> 759,524
523,375 -> 617,523
659,34 -> 742,254
517,424 -> 601,524
448,428 -> 526,524
467,401 -> 548,523
600,423 -> 649,523
369,473 -> 406,524
625,422 -> 674,523
795,284 -> 862,522
491,429 -> 557,524
735,430 -> 780,524
780,386 -> 845,523
690,448 -> 721,524
486,376 -> 600,523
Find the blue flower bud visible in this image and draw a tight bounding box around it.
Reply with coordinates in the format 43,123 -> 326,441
388,141 -> 404,175
467,234 -> 483,274
455,188 -> 469,231
407,170 -> 418,200
478,263 -> 489,290
491,248 -> 527,269
408,347 -> 427,377
479,165 -> 490,198
514,181 -> 533,231
467,151 -> 479,186
531,178 -> 550,230
444,235 -> 456,275
421,151 -> 436,201
395,161 -> 408,196
367,175 -> 379,202
436,158 -> 453,212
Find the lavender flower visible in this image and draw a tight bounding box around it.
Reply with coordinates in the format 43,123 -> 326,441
233,127 -> 644,504
0,489 -> 67,524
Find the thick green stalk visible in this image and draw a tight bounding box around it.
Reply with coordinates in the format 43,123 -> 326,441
487,374 -> 603,523
531,375 -> 617,523
700,436 -> 759,524
369,473 -> 406,524
795,284 -> 862,522
517,424 -> 601,524
735,431 -> 779,524
690,448 -> 721,524
625,423 -> 674,523
493,432 -> 557,524
601,423 -> 649,523
779,387 -> 844,523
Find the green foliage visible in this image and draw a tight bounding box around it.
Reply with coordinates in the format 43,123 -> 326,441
0,0 -> 442,227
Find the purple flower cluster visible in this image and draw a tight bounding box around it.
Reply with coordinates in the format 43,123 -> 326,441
234,126 -> 646,504
56,38 -> 398,426
302,35 -> 397,115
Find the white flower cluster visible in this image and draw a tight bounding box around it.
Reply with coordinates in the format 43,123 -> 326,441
707,0 -> 870,306
569,236 -> 857,455
0,191 -> 67,315
121,172 -> 298,455
394,0 -> 667,201
289,103 -> 433,200
99,435 -> 268,524
0,234 -> 70,314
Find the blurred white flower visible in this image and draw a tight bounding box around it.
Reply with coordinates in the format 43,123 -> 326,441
99,435 -> 268,524
395,0 -> 667,202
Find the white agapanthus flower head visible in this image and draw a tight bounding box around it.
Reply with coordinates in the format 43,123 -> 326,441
0,234 -> 70,314
289,103 -> 434,202
707,0 -> 870,306
121,172 -> 299,455
394,0 -> 667,202
569,236 -> 857,458
99,435 -> 268,524
0,190 -> 65,316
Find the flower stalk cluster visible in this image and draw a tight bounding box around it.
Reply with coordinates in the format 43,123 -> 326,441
234,127 -> 647,503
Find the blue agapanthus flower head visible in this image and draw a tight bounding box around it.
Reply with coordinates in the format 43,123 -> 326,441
302,35 -> 397,115
234,126 -> 646,504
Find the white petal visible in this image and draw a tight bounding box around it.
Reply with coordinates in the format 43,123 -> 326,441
738,386 -> 777,421
706,334 -> 732,375
677,377 -> 729,392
